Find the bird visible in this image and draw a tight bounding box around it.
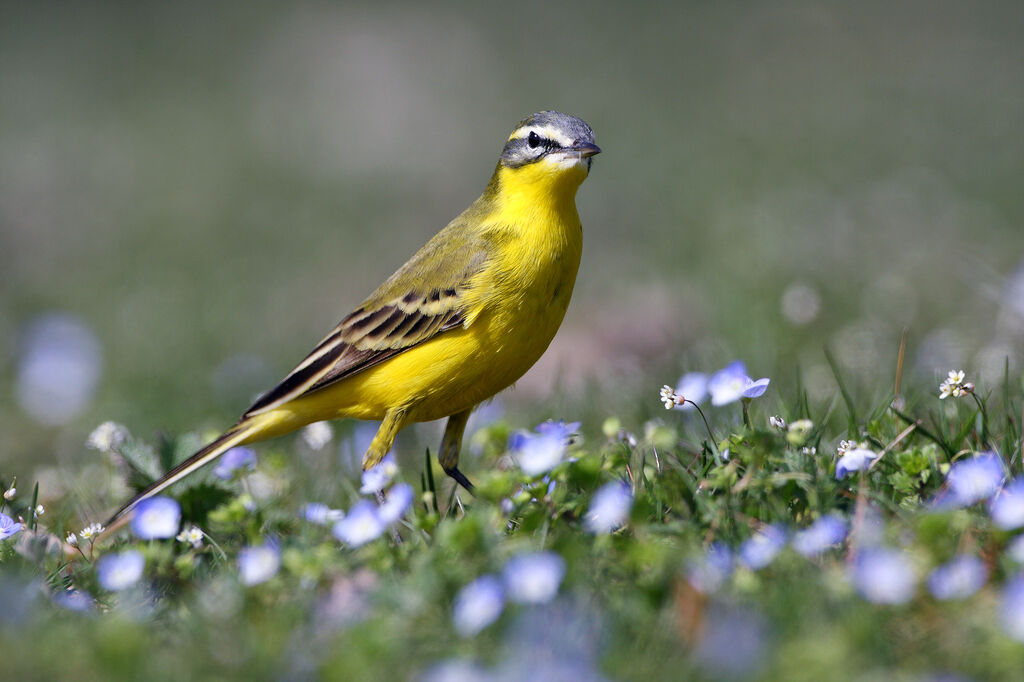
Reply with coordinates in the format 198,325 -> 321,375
105,110 -> 600,528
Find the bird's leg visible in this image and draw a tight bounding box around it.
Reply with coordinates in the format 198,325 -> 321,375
362,407 -> 408,470
439,408 -> 474,492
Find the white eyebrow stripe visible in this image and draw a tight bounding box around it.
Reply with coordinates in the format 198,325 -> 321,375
507,125 -> 575,147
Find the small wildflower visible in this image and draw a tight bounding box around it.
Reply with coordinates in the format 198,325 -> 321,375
786,419 -> 814,446
34,504 -> 44,517
66,532 -> 78,546
502,551 -> 566,604
836,440 -> 856,456
534,419 -> 581,441
769,415 -> 786,430
79,522 -> 104,540
3,485 -> 15,501
801,446 -> 817,456
176,526 -> 204,548
360,454 -> 399,494
302,502 -> 344,526
738,524 -> 787,570
0,513 -> 24,540
1001,575 -> 1024,642
86,421 -> 129,452
301,421 -> 333,450
509,431 -> 567,477
333,500 -> 385,547
792,514 -> 847,556
131,496 -> 181,540
97,550 -> 145,591
213,447 -> 257,480
850,547 -> 916,605
927,555 -> 987,600
947,452 -> 1003,506
687,543 -> 734,593
660,385 -> 679,410
707,361 -> 770,406
674,372 -> 710,410
452,575 -> 504,637
583,481 -> 633,534
238,543 -> 281,586
991,478 -> 1024,530
378,482 -> 414,527
939,370 -> 968,399
836,447 -> 878,479
1008,535 -> 1024,563
53,589 -> 94,612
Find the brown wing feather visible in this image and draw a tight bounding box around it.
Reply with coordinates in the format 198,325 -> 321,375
242,291 -> 467,417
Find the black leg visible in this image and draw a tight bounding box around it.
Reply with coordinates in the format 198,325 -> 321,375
443,465 -> 475,492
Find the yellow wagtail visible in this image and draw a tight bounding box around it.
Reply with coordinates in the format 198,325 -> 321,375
106,110 -> 599,526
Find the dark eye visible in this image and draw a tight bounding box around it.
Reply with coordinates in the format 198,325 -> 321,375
527,131 -> 541,149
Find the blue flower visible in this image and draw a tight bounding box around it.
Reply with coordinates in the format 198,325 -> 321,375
990,477 -> 1024,530
131,496 -> 181,540
738,524 -> 787,570
583,481 -> 633,534
510,431 -> 567,477
534,419 -> 581,440
333,500 -> 385,547
1008,535 -> 1024,563
238,543 -> 280,586
850,548 -> 916,604
97,550 -> 145,591
213,446 -> 257,480
378,482 -> 414,527
694,604 -> 768,678
687,542 -> 733,593
502,551 -> 566,604
947,452 -> 1004,506
1000,574 -> 1024,642
836,447 -> 878,479
301,502 -> 343,526
792,514 -> 847,556
674,372 -> 709,410
359,454 -> 399,494
707,361 -> 770,406
53,589 -> 94,612
452,575 -> 504,637
926,555 -> 987,600
0,512 -> 24,541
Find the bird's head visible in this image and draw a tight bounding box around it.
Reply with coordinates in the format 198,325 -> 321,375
495,111 -> 600,191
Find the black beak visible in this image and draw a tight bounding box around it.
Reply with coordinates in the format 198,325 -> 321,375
572,141 -> 602,158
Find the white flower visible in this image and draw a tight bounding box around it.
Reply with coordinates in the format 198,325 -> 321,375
86,421 -> 129,452
769,416 -> 786,430
301,421 -> 333,450
3,486 -> 15,501
939,370 -> 968,400
66,533 -> 78,546
836,440 -> 856,456
35,504 -> 44,516
79,522 -> 104,540
660,385 -> 678,410
176,526 -> 204,548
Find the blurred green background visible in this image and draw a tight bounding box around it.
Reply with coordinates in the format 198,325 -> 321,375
3,1 -> 1023,482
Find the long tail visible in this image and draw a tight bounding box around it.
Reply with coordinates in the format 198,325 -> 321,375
104,418 -> 265,528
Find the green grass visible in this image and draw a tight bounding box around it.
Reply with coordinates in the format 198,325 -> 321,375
3,362 -> 1024,681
